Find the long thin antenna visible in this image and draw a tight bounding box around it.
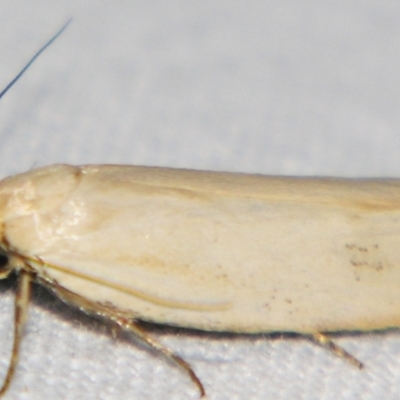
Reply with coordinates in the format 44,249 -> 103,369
0,18 -> 72,100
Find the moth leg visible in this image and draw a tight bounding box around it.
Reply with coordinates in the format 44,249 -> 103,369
37,276 -> 206,398
311,333 -> 364,369
114,316 -> 206,398
0,269 -> 32,396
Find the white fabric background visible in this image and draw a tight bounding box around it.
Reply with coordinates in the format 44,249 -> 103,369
1,1 -> 400,399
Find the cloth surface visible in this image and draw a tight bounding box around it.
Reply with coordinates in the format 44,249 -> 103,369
1,1 -> 400,399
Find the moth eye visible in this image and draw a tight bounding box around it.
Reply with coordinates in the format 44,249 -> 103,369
0,253 -> 8,268
0,253 -> 10,278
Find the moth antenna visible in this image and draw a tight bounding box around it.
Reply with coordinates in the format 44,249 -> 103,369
0,18 -> 72,100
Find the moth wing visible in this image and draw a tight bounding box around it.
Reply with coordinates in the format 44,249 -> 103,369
3,165 -> 400,332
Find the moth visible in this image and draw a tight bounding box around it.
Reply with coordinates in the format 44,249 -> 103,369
1,20 -> 398,398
